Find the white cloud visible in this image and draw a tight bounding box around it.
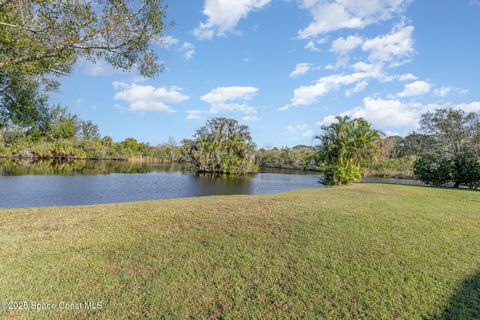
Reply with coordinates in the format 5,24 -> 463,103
156,35 -> 179,48
304,38 -> 327,52
193,0 -> 271,40
398,73 -> 417,81
454,102 -> 480,113
112,82 -> 189,113
186,110 -> 203,120
317,98 -> 480,135
81,59 -> 122,77
298,0 -> 409,39
286,124 -> 315,137
346,80 -> 368,96
397,80 -> 431,97
290,63 -> 312,78
331,35 -> 363,55
362,24 -> 414,64
285,68 -> 387,108
434,86 -> 453,97
201,86 -> 259,114
243,115 -> 259,121
181,42 -> 196,60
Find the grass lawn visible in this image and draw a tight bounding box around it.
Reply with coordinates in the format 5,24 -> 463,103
0,184 -> 479,319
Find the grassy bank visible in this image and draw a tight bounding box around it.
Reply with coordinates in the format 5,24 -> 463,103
0,184 -> 479,319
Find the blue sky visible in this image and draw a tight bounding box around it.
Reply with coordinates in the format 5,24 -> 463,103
54,0 -> 480,147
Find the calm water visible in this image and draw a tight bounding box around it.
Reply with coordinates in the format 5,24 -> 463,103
0,160 -> 324,208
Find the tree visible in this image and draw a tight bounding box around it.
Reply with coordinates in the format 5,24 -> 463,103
0,71 -> 50,130
1,1 -> 168,131
413,109 -> 480,188
420,109 -> 480,156
0,0 -> 167,79
78,120 -> 100,140
42,105 -> 78,140
315,116 -> 382,185
413,154 -> 452,187
183,118 -> 257,174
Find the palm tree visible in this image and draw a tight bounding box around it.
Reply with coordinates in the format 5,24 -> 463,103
315,116 -> 382,185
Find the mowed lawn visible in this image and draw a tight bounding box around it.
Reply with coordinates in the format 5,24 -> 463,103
0,184 -> 479,319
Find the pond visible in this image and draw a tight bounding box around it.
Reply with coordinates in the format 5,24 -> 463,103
0,160 -> 325,208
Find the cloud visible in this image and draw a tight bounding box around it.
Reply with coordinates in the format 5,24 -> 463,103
156,35 -> 179,48
298,0 -> 410,38
201,86 -> 259,115
434,86 -> 453,97
345,80 -> 368,96
317,98 -> 480,135
286,124 -> 315,137
398,73 -> 417,81
112,82 -> 189,113
331,35 -> 363,55
305,38 -> 327,52
193,0 -> 271,40
397,80 -> 431,97
186,110 -> 203,120
81,59 -> 122,77
181,42 -> 196,60
453,102 -> 480,113
362,23 -> 414,65
290,63 -> 312,78
285,70 -> 385,108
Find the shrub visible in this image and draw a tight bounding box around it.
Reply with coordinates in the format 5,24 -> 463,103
322,163 -> 362,186
413,154 -> 451,186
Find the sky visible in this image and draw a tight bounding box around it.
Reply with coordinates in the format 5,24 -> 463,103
53,0 -> 480,147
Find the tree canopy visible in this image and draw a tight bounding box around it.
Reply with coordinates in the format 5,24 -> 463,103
0,0 -> 168,133
316,116 -> 383,185
0,0 -> 167,78
183,118 -> 258,174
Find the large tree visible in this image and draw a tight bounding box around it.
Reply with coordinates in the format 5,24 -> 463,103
183,118 -> 258,174
315,116 -> 383,185
420,108 -> 480,156
1,0 -> 168,129
0,0 -> 167,79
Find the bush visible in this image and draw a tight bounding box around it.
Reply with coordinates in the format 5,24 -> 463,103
413,154 -> 451,186
322,163 -> 362,186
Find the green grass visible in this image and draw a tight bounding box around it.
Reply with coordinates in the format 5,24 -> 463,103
0,184 -> 479,319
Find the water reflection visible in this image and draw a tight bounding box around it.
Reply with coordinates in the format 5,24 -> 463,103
0,159 -> 323,208
0,159 -> 189,176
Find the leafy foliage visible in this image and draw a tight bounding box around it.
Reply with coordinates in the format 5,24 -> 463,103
316,116 -> 382,185
256,146 -> 319,171
0,0 -> 168,133
183,118 -> 258,174
451,152 -> 480,189
413,109 -> 480,189
420,108 -> 480,156
0,0 -> 167,78
413,154 -> 452,186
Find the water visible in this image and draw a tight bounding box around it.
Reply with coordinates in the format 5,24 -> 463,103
0,160 -> 324,208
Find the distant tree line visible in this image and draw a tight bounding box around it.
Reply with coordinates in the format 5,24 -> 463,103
256,145 -> 320,171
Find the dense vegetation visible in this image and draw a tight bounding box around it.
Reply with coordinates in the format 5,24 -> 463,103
183,118 -> 257,174
315,116 -> 382,185
412,109 -> 480,189
256,145 -> 320,171
1,184 -> 479,319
